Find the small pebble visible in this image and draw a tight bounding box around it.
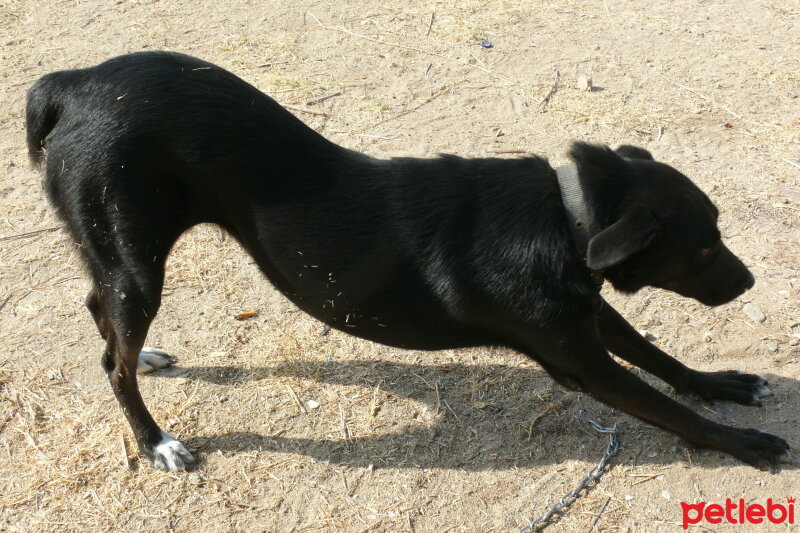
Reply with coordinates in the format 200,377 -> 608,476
742,302 -> 766,323
577,76 -> 593,92
307,400 -> 320,409
625,495 -> 634,501
766,343 -> 778,352
703,332 -> 713,342
480,40 -> 493,48
661,491 -> 671,500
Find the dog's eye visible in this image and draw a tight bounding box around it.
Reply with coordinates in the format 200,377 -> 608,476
700,241 -> 720,256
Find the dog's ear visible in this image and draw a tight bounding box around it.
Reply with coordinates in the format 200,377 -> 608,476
615,145 -> 654,160
586,211 -> 659,270
569,142 -> 627,173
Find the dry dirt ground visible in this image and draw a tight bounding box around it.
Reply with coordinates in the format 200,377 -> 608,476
1,1 -> 799,531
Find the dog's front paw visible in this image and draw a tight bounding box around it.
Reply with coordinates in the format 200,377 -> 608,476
148,431 -> 194,471
722,427 -> 792,473
137,347 -> 174,373
687,370 -> 772,406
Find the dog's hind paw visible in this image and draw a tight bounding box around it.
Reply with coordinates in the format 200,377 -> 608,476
137,347 -> 173,373
150,432 -> 194,471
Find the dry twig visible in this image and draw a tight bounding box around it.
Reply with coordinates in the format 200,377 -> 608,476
283,104 -> 330,117
589,496 -> 611,531
539,70 -> 560,107
286,385 -> 307,414
783,158 -> 800,170
306,92 -> 341,106
372,78 -> 467,128
487,149 -> 528,154
0,225 -> 62,243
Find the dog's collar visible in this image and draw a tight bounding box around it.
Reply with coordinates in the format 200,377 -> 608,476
555,164 -> 605,289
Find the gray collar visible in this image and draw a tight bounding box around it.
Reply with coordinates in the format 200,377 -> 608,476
555,164 -> 604,288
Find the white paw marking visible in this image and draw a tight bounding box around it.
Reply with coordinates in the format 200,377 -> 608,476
151,431 -> 194,471
142,346 -> 170,356
756,384 -> 773,398
137,347 -> 173,373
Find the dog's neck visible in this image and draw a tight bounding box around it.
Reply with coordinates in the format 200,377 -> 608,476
555,164 -> 604,289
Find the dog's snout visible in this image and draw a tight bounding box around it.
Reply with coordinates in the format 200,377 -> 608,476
741,270 -> 755,292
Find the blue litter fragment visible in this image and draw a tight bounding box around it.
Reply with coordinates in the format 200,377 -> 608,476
480,40 -> 493,48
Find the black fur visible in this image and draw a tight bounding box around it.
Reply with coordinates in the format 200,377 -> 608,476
28,51 -> 789,472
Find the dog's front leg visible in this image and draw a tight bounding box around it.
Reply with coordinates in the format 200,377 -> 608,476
519,323 -> 790,471
596,300 -> 772,406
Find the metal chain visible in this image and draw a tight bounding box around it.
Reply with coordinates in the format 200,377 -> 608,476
520,419 -> 620,532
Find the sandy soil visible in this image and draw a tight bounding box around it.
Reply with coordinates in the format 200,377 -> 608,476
1,1 -> 798,531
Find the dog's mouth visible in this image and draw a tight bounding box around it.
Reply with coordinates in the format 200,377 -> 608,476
692,291 -> 745,307
660,269 -> 755,307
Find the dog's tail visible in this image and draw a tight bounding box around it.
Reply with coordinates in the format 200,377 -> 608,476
25,70 -> 79,167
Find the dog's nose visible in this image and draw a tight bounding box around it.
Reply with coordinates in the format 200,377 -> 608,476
741,271 -> 755,292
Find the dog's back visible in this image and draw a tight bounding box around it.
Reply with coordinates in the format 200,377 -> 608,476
26,51 -> 346,190
27,52 -> 573,350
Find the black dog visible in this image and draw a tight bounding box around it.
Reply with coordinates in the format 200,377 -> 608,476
27,51 -> 789,472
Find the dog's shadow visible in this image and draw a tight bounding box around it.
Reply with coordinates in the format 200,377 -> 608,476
155,359 -> 799,471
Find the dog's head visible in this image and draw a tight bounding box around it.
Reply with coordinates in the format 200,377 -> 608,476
569,142 -> 754,306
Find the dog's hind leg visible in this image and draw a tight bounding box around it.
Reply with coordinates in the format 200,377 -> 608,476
50,150 -> 196,470
91,249 -> 193,471
87,280 -> 174,374
85,237 -> 193,469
